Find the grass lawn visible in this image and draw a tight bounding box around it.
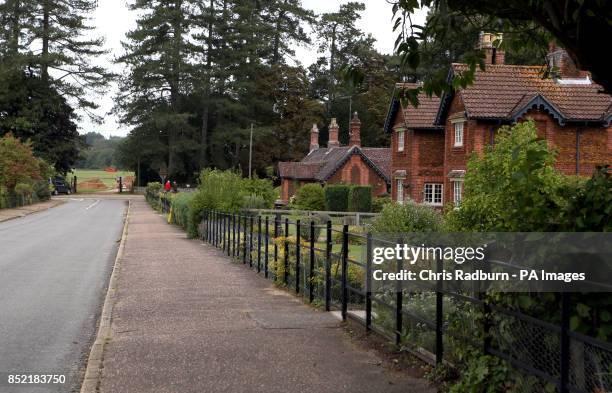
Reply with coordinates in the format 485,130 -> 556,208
69,169 -> 135,192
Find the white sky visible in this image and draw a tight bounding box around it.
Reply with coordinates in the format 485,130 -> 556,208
83,0 -> 428,137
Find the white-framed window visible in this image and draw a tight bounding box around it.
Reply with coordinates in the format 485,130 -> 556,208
453,121 -> 464,147
397,130 -> 405,152
452,180 -> 463,207
423,183 -> 443,206
396,179 -> 404,204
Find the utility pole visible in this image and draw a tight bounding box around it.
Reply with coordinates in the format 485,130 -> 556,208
248,123 -> 254,179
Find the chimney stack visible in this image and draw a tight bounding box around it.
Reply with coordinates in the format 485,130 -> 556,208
547,42 -> 587,79
328,118 -> 340,148
309,124 -> 319,152
349,112 -> 361,147
478,32 -> 505,65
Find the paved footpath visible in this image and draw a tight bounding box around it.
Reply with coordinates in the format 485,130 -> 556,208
0,198 -> 65,222
98,200 -> 434,393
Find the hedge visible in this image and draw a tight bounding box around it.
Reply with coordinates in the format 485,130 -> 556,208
348,186 -> 372,212
294,183 -> 325,211
324,184 -> 350,212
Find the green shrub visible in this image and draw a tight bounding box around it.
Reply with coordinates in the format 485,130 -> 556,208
298,212 -> 330,242
244,194 -> 268,210
324,184 -> 350,212
372,194 -> 391,213
370,201 -> 443,233
171,193 -> 197,237
332,225 -> 366,245
33,180 -> 51,201
242,175 -> 275,208
146,182 -> 162,194
348,186 -> 372,212
294,183 -> 325,211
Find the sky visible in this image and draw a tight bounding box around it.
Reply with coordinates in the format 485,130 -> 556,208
83,0 -> 428,138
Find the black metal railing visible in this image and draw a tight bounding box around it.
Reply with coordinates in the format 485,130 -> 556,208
198,210 -> 611,393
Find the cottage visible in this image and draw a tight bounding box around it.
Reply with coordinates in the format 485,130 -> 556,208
385,34 -> 612,207
278,113 -> 391,204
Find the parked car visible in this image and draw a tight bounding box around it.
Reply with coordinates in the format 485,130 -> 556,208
52,179 -> 72,195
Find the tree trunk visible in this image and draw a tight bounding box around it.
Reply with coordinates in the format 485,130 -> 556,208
41,0 -> 50,82
329,24 -> 337,103
200,0 -> 214,169
10,0 -> 21,54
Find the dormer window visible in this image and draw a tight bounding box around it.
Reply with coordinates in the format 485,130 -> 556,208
452,119 -> 465,147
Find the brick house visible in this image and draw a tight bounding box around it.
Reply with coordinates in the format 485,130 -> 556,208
278,113 -> 390,204
385,35 -> 612,207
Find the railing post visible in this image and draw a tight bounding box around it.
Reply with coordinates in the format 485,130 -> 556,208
395,237 -> 403,346
436,256 -> 444,364
232,213 -> 236,257
249,216 -> 254,268
214,211 -> 217,247
284,218 -> 289,285
236,214 -> 241,258
264,216 -> 269,279
243,215 -> 247,264
560,293 -> 571,393
309,220 -> 315,303
295,220 -> 301,294
341,224 -> 349,321
257,215 -> 262,273
274,214 -> 279,267
227,213 -> 231,256
325,220 -> 332,312
366,232 -> 373,331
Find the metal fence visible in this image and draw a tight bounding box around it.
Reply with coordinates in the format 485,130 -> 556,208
166,206 -> 611,393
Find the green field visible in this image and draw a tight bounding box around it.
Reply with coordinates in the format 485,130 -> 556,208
69,169 -> 135,192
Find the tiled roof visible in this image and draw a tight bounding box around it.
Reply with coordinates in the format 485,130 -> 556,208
450,63 -> 612,122
278,146 -> 391,184
384,83 -> 443,132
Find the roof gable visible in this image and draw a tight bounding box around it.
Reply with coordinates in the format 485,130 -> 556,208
510,94 -> 566,125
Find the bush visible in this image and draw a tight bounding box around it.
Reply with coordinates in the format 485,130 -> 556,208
324,184 -> 350,212
242,175 -> 275,208
146,182 -> 162,194
372,194 -> 391,213
370,201 -> 443,233
170,193 -> 197,237
33,180 -> 51,201
294,183 -> 325,211
348,186 -> 372,212
298,212 -> 330,242
244,194 -> 268,210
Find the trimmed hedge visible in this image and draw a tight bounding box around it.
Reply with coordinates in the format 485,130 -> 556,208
324,184 -> 350,212
348,186 -> 372,212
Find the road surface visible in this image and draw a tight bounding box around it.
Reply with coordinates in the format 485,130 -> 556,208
0,199 -> 126,392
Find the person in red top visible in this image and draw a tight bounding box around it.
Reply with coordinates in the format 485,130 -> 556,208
164,180 -> 172,192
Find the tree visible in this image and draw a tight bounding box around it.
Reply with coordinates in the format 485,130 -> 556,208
116,0 -> 199,178
0,69 -> 82,173
0,133 -> 42,191
388,0 -> 612,99
315,2 -> 368,104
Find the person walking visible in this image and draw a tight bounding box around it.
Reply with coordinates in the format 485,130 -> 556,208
164,180 -> 171,192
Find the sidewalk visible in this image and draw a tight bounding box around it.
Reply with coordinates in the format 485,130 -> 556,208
97,200 -> 434,393
0,198 -> 65,222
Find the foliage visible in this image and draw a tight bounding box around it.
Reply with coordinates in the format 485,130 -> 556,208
324,184 -> 350,212
14,182 -> 33,197
448,354 -> 511,393
445,121 -> 569,232
298,212 -> 330,243
0,134 -> 42,191
242,176 -> 276,209
348,185 -> 372,212
558,166 -> 611,231
372,194 -> 392,213
294,183 -> 325,211
33,180 -> 51,201
76,133 -> 124,169
170,193 -> 198,238
370,201 -> 443,233
379,0 -> 611,108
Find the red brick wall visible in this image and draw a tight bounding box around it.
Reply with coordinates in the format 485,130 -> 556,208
328,154 -> 388,196
390,109 -> 410,201
518,109 -> 612,176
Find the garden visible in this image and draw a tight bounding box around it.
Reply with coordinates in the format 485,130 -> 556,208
145,121 -> 611,393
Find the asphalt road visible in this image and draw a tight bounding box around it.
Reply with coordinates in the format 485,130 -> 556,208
0,199 -> 126,393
